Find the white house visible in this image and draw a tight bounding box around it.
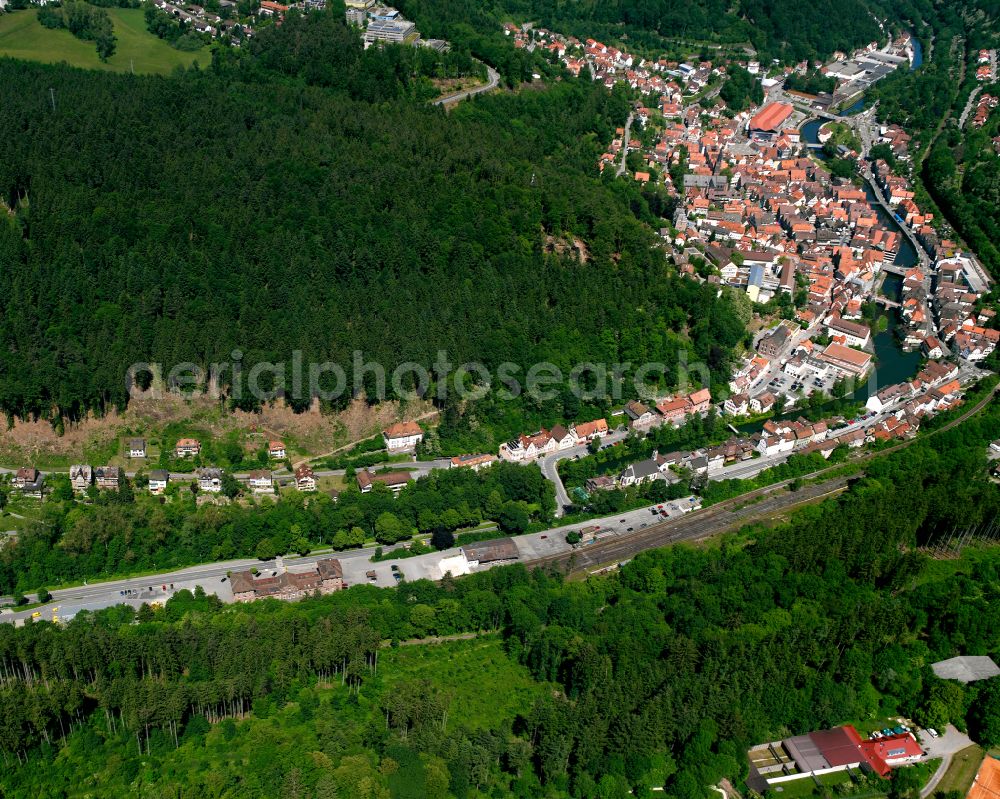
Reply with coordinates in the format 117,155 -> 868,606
175,438 -> 201,458
127,438 -> 147,458
295,465 -> 317,492
382,421 -> 423,452
198,468 -> 223,493
825,316 -> 871,348
268,440 -> 287,460
248,470 -> 275,495
619,459 -> 664,487
148,470 -> 169,495
724,393 -> 749,416
550,424 -> 576,450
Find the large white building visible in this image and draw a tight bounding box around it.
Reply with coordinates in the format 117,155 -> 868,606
383,421 -> 423,452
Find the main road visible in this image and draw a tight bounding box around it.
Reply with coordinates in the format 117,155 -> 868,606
433,65 -> 501,106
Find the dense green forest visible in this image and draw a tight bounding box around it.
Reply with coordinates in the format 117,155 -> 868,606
0,11 -> 745,434
399,0 -> 927,64
1,397 -> 1000,797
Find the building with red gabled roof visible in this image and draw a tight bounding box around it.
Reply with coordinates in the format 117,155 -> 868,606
382,421 -> 424,452
749,102 -> 794,140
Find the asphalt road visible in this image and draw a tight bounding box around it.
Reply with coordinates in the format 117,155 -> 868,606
538,427 -> 630,516
615,112 -> 635,177
433,65 -> 500,106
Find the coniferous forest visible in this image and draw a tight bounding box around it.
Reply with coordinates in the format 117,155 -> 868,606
0,11 -> 746,425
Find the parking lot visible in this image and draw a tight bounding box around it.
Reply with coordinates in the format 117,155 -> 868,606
763,367 -> 838,400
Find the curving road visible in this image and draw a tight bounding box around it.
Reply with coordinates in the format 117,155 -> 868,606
433,65 -> 500,106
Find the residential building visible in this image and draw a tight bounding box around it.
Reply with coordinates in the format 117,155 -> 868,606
231,558 -> 345,602
572,418 -> 609,441
175,438 -> 201,458
619,459 -> 665,487
688,388 -> 712,413
499,430 -> 557,462
383,421 -> 423,452
549,424 -> 576,450
198,468 -> 223,493
70,465 -> 93,493
295,465 -> 317,492
148,470 -> 169,495
257,0 -> 288,16
825,316 -> 871,347
13,468 -> 43,499
656,397 -> 690,423
623,400 -> 658,430
357,469 -> 411,495
127,438 -> 147,458
248,470 -> 275,495
12,467 -> 38,490
585,475 -> 616,492
268,440 -> 287,460
758,325 -> 792,360
724,393 -> 749,416
94,466 -> 122,491
449,453 -> 497,471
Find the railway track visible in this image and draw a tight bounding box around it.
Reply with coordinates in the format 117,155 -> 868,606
528,476 -> 852,576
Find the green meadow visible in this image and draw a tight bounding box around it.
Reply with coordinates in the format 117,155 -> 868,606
0,7 -> 204,74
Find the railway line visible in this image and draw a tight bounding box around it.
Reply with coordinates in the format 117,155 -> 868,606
529,476 -> 852,576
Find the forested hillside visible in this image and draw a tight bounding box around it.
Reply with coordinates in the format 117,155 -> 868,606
399,0 -> 931,64
2,402 -> 1000,797
0,11 -> 744,427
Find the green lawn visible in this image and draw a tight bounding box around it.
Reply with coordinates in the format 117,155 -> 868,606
935,745 -> 985,796
0,8 -> 204,75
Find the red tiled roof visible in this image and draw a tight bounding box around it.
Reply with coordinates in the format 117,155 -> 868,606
750,102 -> 793,132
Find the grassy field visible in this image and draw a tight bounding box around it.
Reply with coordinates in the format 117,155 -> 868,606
0,8 -> 204,75
935,745 -> 986,796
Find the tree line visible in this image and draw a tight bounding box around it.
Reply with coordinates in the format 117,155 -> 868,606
37,1 -> 117,60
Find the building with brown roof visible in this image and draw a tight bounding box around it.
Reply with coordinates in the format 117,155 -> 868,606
461,538 -> 519,565
230,558 -> 344,603
573,418 -> 609,441
449,453 -> 497,471
295,465 -> 317,492
817,342 -> 873,377
357,469 -> 411,495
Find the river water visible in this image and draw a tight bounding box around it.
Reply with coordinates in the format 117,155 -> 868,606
735,104 -> 926,431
